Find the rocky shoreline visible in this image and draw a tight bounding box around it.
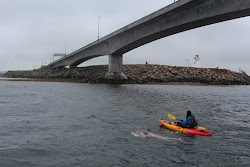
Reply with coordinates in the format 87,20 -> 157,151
2,64 -> 250,85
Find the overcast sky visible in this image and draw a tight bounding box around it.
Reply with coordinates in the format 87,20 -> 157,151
1,0 -> 250,74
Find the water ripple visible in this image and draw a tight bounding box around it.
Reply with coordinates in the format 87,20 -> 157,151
0,81 -> 249,166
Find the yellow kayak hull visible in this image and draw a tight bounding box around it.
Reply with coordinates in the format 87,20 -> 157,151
159,120 -> 212,136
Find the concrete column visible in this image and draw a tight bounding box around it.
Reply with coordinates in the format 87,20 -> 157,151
105,54 -> 127,80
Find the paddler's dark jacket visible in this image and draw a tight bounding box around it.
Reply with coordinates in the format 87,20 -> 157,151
181,115 -> 198,128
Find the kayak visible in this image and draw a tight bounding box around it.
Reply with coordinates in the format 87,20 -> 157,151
159,119 -> 212,136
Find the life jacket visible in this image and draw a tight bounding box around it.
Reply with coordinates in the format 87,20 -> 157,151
186,116 -> 197,128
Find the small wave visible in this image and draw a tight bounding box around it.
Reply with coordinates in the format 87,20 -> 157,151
131,131 -> 148,137
131,130 -> 182,141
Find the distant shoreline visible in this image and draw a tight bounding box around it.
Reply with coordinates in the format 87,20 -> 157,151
0,77 -> 80,83
2,64 -> 250,85
0,77 -> 237,87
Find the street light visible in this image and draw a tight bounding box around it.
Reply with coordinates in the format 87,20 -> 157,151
97,16 -> 101,40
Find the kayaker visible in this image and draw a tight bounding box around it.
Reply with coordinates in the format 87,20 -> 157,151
177,111 -> 198,128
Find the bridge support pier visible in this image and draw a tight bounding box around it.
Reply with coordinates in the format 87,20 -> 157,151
105,54 -> 127,80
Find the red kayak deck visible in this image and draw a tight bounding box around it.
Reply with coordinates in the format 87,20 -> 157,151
159,120 -> 212,136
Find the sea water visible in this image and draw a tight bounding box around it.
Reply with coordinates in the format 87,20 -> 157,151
0,80 -> 249,166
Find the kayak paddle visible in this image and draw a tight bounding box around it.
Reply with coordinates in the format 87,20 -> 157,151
197,126 -> 206,130
168,114 -> 206,130
168,114 -> 179,120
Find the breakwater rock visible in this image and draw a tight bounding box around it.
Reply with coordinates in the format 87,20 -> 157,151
3,65 -> 250,85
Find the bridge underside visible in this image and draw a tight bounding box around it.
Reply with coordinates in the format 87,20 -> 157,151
48,0 -> 250,80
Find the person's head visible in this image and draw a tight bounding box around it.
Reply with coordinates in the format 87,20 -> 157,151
186,110 -> 192,118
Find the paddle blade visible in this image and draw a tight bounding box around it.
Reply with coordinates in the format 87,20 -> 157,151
198,126 -> 206,130
168,114 -> 177,120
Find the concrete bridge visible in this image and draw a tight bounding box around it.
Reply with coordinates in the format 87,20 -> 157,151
48,0 -> 250,79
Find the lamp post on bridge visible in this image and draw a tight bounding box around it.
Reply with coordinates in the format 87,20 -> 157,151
97,16 -> 101,40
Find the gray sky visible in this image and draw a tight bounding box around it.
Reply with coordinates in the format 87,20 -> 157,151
1,0 -> 250,74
